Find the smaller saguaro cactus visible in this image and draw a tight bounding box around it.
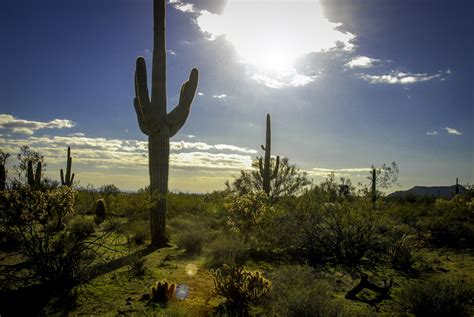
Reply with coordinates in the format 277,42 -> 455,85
150,281 -> 176,303
370,166 -> 377,204
95,199 -> 106,225
259,114 -> 279,197
0,163 -> 5,191
455,178 -> 460,195
60,147 -> 75,186
27,160 -> 42,189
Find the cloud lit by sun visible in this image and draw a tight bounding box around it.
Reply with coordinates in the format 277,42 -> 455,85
171,0 -> 355,87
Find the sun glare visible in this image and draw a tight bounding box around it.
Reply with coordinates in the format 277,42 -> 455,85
197,0 -> 354,73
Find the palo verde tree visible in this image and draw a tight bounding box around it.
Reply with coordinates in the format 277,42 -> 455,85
368,161 -> 399,203
132,0 -> 199,246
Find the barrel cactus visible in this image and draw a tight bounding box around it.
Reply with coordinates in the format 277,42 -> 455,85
95,199 -> 106,225
132,0 -> 199,246
150,281 -> 176,303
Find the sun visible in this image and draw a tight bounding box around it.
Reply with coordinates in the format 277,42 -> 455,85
196,0 -> 354,73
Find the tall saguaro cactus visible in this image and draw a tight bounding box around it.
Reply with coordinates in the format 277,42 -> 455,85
27,160 -> 42,189
259,114 -> 279,197
370,166 -> 377,204
60,147 -> 75,186
133,0 -> 199,246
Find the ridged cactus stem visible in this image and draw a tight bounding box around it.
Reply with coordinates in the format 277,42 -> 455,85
455,177 -> 459,195
259,114 -> 279,197
60,147 -> 75,186
27,160 -> 42,189
133,0 -> 199,246
371,166 -> 377,204
0,163 -> 5,191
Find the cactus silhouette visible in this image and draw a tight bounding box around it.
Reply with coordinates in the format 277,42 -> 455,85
0,163 -> 5,191
370,166 -> 377,204
455,177 -> 459,195
150,281 -> 176,303
60,147 -> 75,186
27,160 -> 41,189
95,199 -> 106,225
259,114 -> 279,197
133,0 -> 199,246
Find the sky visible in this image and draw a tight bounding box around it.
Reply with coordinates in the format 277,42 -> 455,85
0,0 -> 473,193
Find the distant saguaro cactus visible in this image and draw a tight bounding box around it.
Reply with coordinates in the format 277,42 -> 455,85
259,114 -> 279,197
370,166 -> 377,204
60,147 -> 75,186
27,160 -> 42,189
0,163 -> 5,191
133,0 -> 199,246
455,178 -> 459,195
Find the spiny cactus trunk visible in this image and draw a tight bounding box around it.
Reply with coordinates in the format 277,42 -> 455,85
0,163 -> 5,191
262,115 -> 272,195
133,0 -> 198,247
259,114 -> 279,198
149,131 -> 170,244
371,167 -> 377,204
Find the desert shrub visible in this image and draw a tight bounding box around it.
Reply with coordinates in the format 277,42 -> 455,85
207,232 -> 249,268
389,234 -> 417,271
225,157 -> 310,204
224,191 -> 270,240
128,253 -> 147,277
0,186 -> 110,290
402,275 -> 474,316
264,265 -> 343,317
209,263 -> 271,315
302,200 -> 379,266
125,221 -> 150,245
175,229 -> 203,255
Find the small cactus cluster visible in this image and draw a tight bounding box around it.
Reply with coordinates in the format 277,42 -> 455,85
95,198 -> 106,225
27,160 -> 42,189
150,281 -> 176,303
259,114 -> 279,197
209,264 -> 271,312
60,147 -> 75,186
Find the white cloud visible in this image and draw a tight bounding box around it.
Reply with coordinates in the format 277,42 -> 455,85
0,133 -> 256,171
187,134 -> 196,138
359,70 -> 446,85
212,94 -> 227,99
197,92 -> 204,96
345,56 -> 380,68
68,132 -> 85,137
426,131 -> 438,136
251,71 -> 317,89
183,0 -> 354,88
169,0 -> 196,13
0,114 -> 75,135
444,127 -> 462,135
167,49 -> 176,55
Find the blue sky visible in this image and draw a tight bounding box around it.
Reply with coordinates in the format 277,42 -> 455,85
0,0 -> 472,192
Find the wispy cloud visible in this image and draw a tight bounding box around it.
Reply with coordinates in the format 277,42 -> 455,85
359,70 -> 447,85
345,56 -> 380,69
212,94 -> 227,99
251,71 -> 317,89
169,0 -> 196,13
309,167 -> 372,177
444,127 -> 462,135
0,114 -> 75,135
426,131 -> 438,136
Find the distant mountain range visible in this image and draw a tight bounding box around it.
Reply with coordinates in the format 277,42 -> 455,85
388,185 -> 466,199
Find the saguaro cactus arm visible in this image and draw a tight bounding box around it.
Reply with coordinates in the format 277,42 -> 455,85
60,147 -> 75,186
167,68 -> 199,137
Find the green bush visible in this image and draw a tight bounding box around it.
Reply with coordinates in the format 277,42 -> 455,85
264,265 -> 343,317
125,221 -> 150,245
175,229 -> 203,255
402,275 -> 474,316
390,234 -> 417,271
207,232 -> 248,268
209,263 -> 271,315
